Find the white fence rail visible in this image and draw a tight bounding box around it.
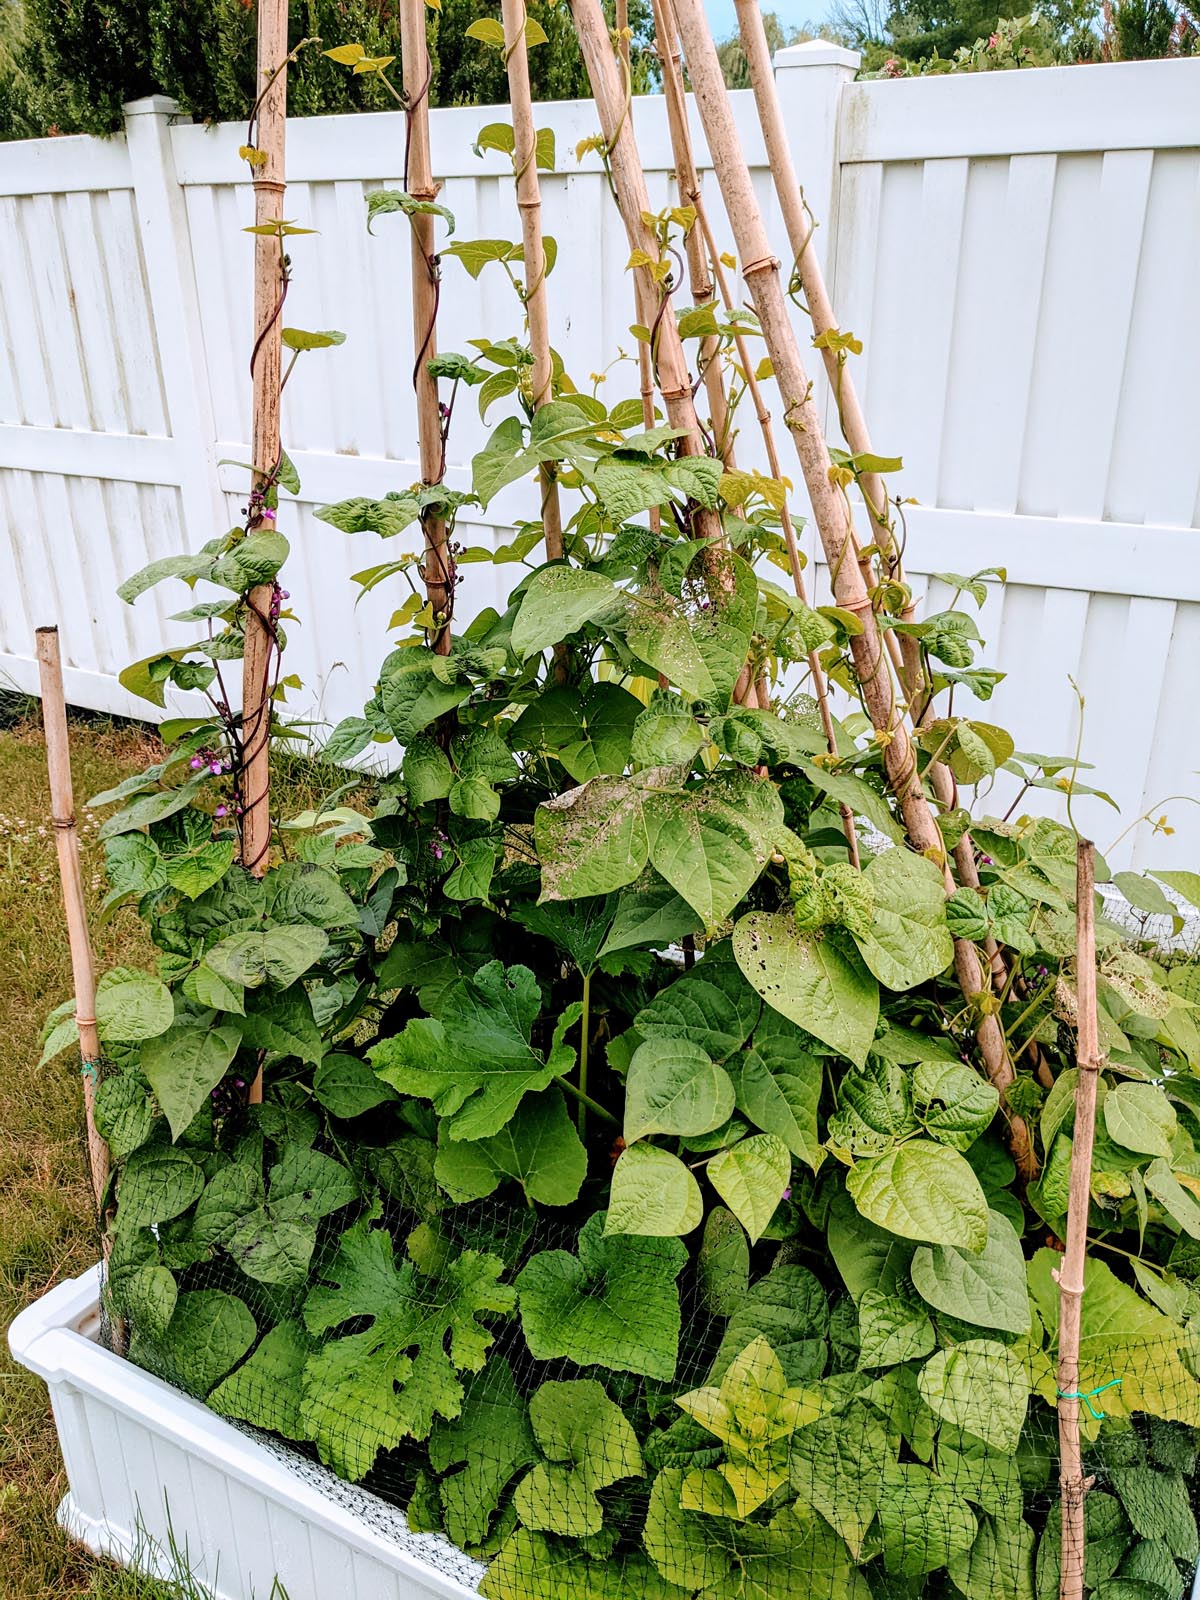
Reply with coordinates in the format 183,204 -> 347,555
1,48 -> 1198,868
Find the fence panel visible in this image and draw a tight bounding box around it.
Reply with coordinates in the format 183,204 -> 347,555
831,59 -> 1200,866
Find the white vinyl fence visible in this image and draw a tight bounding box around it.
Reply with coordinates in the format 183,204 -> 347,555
1,47 -> 1198,869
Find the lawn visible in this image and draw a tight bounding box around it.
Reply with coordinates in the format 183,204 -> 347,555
0,702 -> 336,1600
0,705 -> 189,1598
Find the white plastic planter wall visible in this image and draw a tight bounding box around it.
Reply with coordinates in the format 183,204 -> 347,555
8,1267 -> 483,1600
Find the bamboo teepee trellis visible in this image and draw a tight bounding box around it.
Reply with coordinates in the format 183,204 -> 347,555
569,0 -> 725,551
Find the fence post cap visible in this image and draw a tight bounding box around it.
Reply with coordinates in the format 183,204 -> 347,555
774,39 -> 861,71
122,95 -> 183,118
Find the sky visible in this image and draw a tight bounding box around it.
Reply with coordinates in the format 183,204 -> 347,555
703,0 -> 827,42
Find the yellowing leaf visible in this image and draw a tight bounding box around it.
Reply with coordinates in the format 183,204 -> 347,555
322,42 -> 366,64
465,17 -> 506,46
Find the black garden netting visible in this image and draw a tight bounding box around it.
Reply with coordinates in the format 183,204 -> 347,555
91,1100 -> 1200,1600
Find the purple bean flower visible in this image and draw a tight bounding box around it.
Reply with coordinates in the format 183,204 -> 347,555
215,805 -> 228,819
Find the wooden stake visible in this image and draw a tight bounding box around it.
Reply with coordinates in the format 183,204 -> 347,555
1057,838 -> 1102,1600
670,0 -> 1032,1177
500,0 -> 564,568
241,0 -> 289,887
402,0 -> 454,656
567,0 -> 723,547
35,629 -> 111,1223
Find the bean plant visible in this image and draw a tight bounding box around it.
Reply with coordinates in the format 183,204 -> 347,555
43,70 -> 1200,1600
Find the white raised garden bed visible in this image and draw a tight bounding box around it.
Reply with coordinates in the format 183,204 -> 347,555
9,1266 -> 483,1600
16,1265 -> 1200,1600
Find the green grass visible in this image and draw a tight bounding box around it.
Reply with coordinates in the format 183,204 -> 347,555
0,707 -> 345,1598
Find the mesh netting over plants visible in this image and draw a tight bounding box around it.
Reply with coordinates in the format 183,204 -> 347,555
32,0 -> 1200,1597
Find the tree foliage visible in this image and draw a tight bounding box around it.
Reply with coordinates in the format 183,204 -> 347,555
0,0 -> 654,139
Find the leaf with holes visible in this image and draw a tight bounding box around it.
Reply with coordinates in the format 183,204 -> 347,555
734,913 -> 879,1067
534,773 -> 659,900
647,772 -> 784,930
511,568 -> 620,658
911,1059 -> 999,1151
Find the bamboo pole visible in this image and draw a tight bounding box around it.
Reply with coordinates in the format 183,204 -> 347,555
650,0 -> 854,851
567,0 -> 723,547
35,629 -> 111,1220
732,0 -> 888,532
241,0 -> 289,887
731,0 -> 918,696
242,0 -> 289,1107
693,192 -> 860,861
670,0 -> 1032,1178
670,0 -> 918,844
401,0 -> 454,654
652,0 -> 733,468
1056,838 -> 1102,1600
500,0 -> 564,567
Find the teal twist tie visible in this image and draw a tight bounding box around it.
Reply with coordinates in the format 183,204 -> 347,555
80,1057 -> 101,1086
1056,1377 -> 1123,1421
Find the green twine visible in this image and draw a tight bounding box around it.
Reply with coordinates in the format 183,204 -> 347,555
80,1057 -> 101,1086
1056,1377 -> 1123,1421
